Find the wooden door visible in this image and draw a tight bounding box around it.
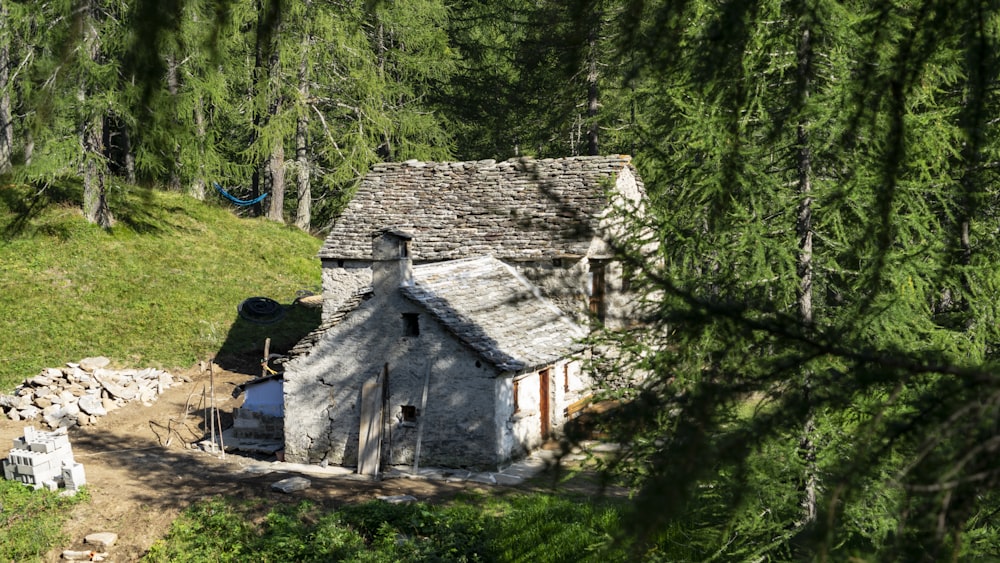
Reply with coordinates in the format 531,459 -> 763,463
357,372 -> 385,476
539,368 -> 551,440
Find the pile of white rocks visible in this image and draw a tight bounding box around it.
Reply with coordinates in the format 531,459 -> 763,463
0,357 -> 183,429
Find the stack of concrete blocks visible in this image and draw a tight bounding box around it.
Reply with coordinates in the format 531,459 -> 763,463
1,426 -> 86,492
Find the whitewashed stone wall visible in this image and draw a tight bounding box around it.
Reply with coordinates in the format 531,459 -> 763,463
320,260 -> 372,322
497,359 -> 589,461
284,290 -> 504,470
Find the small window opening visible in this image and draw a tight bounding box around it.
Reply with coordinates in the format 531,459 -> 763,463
337,259 -> 345,267
400,240 -> 410,258
402,313 -> 420,336
563,364 -> 570,393
401,405 -> 418,423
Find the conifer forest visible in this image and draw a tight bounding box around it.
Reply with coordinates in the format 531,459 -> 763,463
5,0 -> 1000,560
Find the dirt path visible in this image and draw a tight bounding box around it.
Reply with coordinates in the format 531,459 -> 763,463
0,364 -> 503,562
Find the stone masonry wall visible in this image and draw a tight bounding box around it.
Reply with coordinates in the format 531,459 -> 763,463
320,260 -> 372,322
284,291 -> 503,470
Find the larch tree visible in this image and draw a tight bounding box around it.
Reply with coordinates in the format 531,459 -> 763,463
582,0 -> 1000,559
442,0 -> 639,160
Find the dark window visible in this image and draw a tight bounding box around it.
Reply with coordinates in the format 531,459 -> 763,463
402,313 -> 420,336
401,405 -> 418,423
400,240 -> 410,258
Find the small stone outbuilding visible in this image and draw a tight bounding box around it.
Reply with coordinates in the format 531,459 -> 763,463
283,231 -> 589,471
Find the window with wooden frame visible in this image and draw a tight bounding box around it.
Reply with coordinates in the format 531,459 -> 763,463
589,260 -> 607,322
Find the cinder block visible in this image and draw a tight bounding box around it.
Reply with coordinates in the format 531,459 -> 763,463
3,427 -> 79,489
62,462 -> 86,490
29,442 -> 55,453
16,463 -> 38,476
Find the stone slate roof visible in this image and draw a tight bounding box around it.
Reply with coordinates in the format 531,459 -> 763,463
319,155 -> 641,261
402,256 -> 588,372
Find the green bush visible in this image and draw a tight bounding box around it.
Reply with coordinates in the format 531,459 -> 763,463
142,493 -> 633,562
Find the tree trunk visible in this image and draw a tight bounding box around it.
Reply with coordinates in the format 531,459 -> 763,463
267,141 -> 284,221
585,14 -> 600,157
80,0 -> 112,228
294,47 -> 311,231
189,95 -> 207,200
796,24 -> 816,526
166,52 -> 182,191
249,0 -> 267,217
23,129 -> 33,166
264,12 -> 284,223
123,124 -> 136,184
82,116 -> 112,227
0,2 -> 12,173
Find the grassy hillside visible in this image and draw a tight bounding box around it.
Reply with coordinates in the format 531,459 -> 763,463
0,181 -> 324,390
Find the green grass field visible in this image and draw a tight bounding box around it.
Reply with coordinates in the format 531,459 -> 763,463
0,181 -> 323,390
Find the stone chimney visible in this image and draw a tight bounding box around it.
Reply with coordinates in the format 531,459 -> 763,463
371,229 -> 413,296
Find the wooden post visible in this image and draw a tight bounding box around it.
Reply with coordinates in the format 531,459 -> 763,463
412,358 -> 432,474
381,363 -> 390,470
262,337 -> 271,378
209,360 -> 217,452
357,371 -> 385,477
215,406 -> 226,459
201,385 -> 209,445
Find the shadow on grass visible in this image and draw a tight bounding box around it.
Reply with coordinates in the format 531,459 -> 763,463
0,179 -> 81,241
214,301 -> 322,374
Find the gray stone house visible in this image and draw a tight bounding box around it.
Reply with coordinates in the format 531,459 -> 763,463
281,155 -> 644,471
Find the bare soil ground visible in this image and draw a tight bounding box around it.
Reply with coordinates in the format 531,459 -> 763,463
0,362 -> 612,562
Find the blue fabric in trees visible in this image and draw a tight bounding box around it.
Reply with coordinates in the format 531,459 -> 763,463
213,182 -> 268,207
